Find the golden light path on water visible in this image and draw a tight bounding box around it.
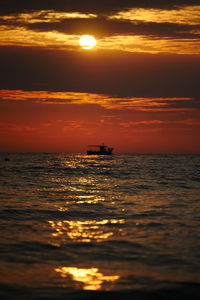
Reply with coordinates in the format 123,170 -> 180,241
47,154 -> 124,291
55,267 -> 120,290
49,217 -> 124,289
48,219 -> 125,243
47,162 -> 124,290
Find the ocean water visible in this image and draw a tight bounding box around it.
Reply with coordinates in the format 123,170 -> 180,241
0,153 -> 200,299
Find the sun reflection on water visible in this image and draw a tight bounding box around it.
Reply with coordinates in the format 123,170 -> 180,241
72,195 -> 105,204
55,266 -> 120,290
49,219 -> 125,243
48,219 -> 125,243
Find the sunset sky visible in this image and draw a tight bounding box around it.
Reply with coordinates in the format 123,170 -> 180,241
0,0 -> 200,153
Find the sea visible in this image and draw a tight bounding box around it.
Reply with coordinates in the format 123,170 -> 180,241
0,153 -> 200,300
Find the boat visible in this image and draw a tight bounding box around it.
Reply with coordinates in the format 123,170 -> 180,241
87,144 -> 114,155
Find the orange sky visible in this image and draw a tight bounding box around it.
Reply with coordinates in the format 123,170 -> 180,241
0,0 -> 200,153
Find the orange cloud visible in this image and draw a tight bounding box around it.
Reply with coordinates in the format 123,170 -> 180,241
0,25 -> 79,49
1,5 -> 200,54
109,6 -> 200,25
0,10 -> 97,24
0,90 -> 194,111
120,119 -> 200,128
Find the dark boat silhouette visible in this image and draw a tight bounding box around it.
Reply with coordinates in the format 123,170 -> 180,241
87,144 -> 113,155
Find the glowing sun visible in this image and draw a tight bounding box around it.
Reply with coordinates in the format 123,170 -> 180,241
79,35 -> 96,49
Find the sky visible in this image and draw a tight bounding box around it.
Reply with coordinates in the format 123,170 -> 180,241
0,0 -> 200,153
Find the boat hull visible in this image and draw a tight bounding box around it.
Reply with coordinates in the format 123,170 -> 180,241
87,150 -> 112,155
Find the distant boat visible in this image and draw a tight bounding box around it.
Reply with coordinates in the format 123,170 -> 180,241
87,144 -> 114,155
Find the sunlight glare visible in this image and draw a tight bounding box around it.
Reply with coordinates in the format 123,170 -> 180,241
79,34 -> 96,49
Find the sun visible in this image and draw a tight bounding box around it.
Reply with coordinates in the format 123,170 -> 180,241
79,35 -> 96,50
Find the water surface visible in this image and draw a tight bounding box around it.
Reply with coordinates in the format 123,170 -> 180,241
0,153 -> 200,299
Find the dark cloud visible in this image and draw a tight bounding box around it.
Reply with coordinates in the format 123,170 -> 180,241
24,19 -> 200,39
1,0 -> 200,15
166,98 -> 200,110
0,45 -> 199,98
1,1 -> 199,41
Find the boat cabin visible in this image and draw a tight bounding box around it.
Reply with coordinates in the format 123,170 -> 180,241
87,144 -> 113,155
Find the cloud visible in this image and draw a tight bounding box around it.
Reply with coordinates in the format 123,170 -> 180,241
19,18 -> 200,39
120,119 -> 200,128
1,89 -> 199,112
1,24 -> 200,55
0,5 -> 200,56
1,6 -> 200,39
109,6 -> 200,25
0,25 -> 79,50
1,1 -> 200,15
0,10 -> 97,25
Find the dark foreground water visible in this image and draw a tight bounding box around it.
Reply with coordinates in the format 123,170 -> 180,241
0,153 -> 200,299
